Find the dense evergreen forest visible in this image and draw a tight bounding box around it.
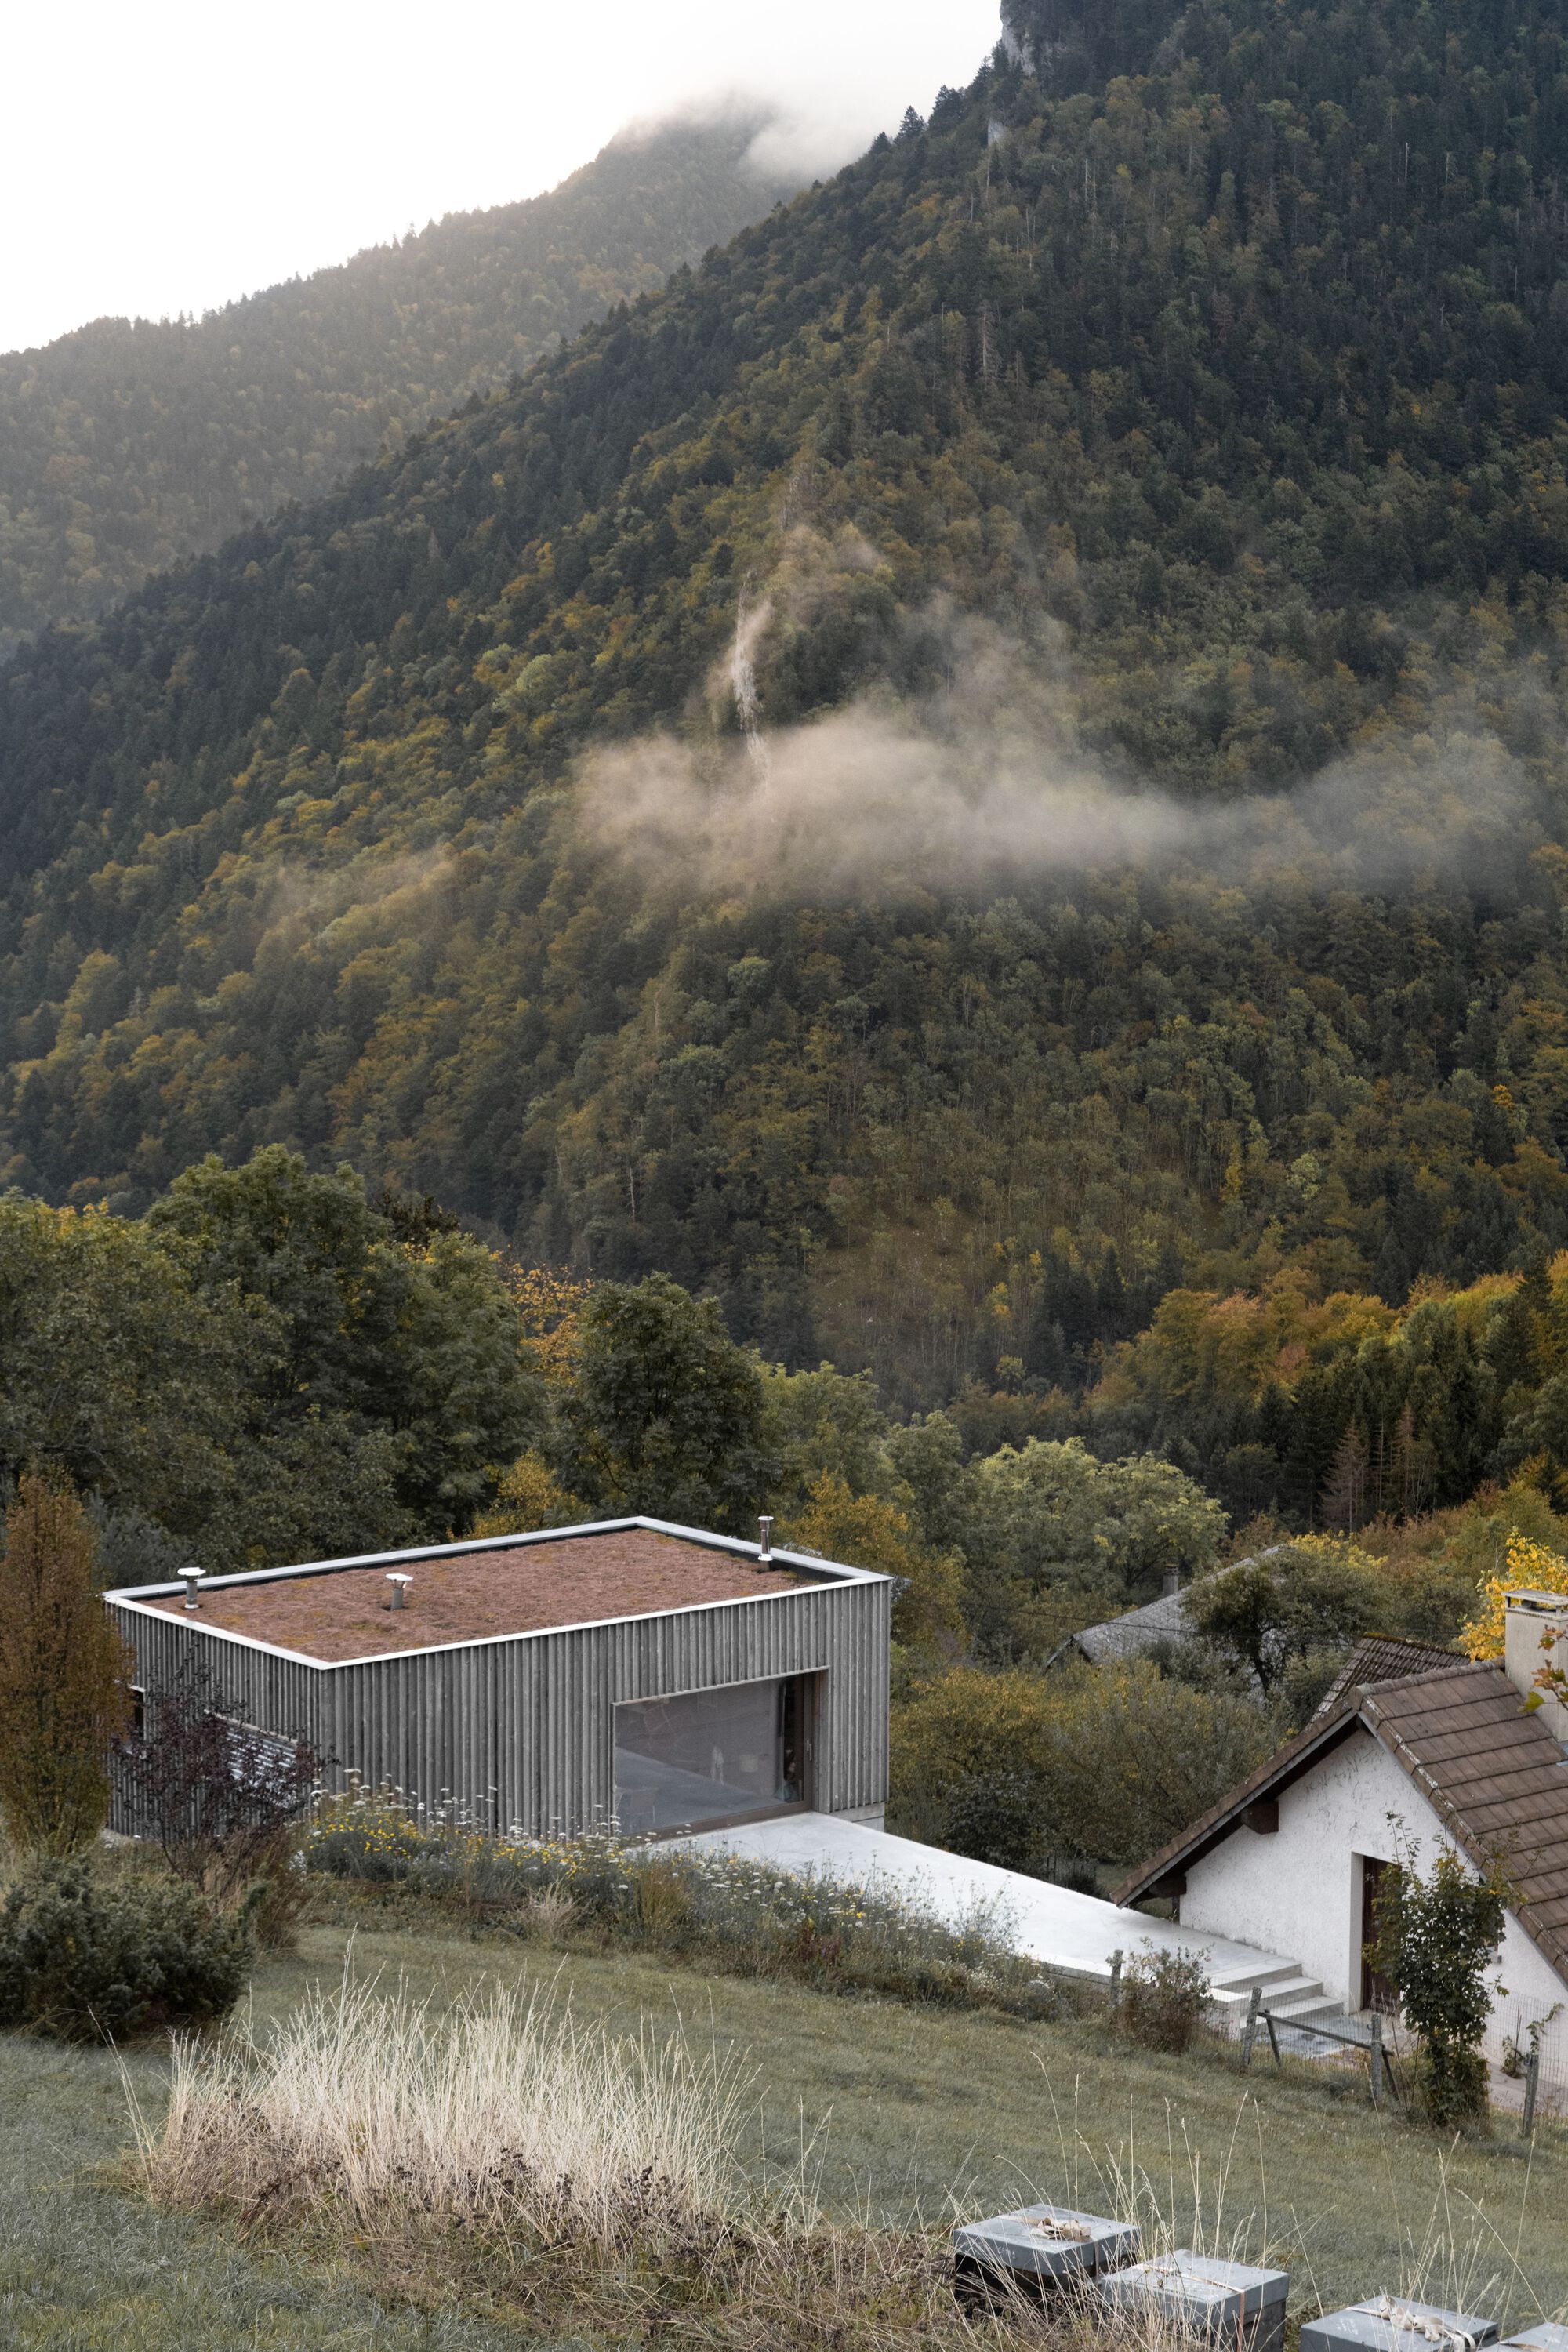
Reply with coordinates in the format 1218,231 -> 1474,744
0,114 -> 797,655
7,0 -> 1568,1530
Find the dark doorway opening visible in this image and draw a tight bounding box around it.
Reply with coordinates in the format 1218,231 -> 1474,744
1359,1854 -> 1399,2013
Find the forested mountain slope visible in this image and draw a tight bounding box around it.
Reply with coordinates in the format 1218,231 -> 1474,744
5,0 -> 1568,1483
0,114 -> 797,655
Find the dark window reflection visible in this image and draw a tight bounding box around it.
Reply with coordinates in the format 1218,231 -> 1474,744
615,1675 -> 814,1834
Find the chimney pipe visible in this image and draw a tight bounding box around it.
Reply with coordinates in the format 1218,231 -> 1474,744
757,1515 -> 774,1566
1163,1566 -> 1181,1600
177,1565 -> 206,1613
386,1572 -> 413,1612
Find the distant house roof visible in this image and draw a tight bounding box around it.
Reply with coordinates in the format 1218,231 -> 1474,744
1071,1547 -> 1287,1665
1114,1654 -> 1568,1981
1072,1586 -> 1191,1662
1308,1635 -> 1465,1724
116,1519 -> 860,1666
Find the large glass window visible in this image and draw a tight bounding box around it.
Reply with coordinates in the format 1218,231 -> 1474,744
614,1675 -> 814,1835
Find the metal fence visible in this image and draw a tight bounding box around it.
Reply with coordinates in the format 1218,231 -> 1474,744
1211,1987 -> 1406,2107
1218,1994 -> 1568,2129
1098,1954 -> 1567,2132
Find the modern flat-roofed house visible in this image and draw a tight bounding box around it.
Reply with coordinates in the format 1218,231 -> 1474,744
104,1518 -> 891,1839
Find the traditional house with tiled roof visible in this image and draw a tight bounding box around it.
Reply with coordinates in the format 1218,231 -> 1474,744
1305,1636 -> 1468,1726
1114,1592 -> 1568,2067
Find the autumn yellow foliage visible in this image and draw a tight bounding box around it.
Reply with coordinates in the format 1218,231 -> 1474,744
1459,1532 -> 1568,1661
786,1472 -> 965,1656
501,1265 -> 593,1388
474,1449 -> 587,1538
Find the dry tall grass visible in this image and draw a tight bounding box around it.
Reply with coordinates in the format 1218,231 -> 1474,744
124,1962 -> 1547,2352
130,1965 -> 743,2252
124,1964 -> 1094,2347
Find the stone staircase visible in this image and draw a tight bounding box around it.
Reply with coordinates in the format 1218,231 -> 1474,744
1203,1952 -> 1348,2033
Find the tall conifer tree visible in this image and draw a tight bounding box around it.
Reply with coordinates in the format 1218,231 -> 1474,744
0,1472 -> 130,1856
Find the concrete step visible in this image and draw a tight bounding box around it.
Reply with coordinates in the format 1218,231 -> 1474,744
1210,1971 -> 1322,2008
1267,1991 -> 1344,2025
1210,1972 -> 1341,2023
1207,1956 -> 1312,1994
1256,1974 -> 1329,2009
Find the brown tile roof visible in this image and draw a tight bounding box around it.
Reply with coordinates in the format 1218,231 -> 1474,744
1308,1635 -> 1466,1724
1111,1639 -> 1471,1904
1360,1664 -> 1568,1976
135,1529 -> 810,1663
1115,1658 -> 1568,1981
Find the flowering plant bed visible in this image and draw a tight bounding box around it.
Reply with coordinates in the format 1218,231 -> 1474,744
304,1788 -> 1084,2019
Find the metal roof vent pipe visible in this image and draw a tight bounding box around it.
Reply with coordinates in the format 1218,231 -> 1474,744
1163,1565 -> 1181,1599
757,1516 -> 774,1566
177,1565 -> 206,1612
386,1572 -> 413,1612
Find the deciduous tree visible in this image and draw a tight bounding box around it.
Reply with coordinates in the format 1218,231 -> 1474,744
1183,1537 -> 1384,1695
965,1438 -> 1226,1655
1367,1838 -> 1508,2125
786,1469 -> 964,1655
554,1272 -> 774,1532
150,1149 -> 545,1540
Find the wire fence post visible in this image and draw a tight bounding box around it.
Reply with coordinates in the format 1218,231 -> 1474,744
1523,2047 -> 1539,2140
1108,1949 -> 1123,2019
1241,1984 -> 1261,2070
1369,2012 -> 1384,2107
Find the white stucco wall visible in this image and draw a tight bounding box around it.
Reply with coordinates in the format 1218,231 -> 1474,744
1179,1724 -> 1566,2063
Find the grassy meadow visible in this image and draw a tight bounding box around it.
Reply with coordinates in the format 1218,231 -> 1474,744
2,1917 -> 1566,2348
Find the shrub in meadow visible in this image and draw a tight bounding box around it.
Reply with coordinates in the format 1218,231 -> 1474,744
0,1857 -> 253,2041
303,1785 -> 427,1882
1365,1840 -> 1507,2125
1117,1942 -> 1210,2054
113,1659 -> 318,1946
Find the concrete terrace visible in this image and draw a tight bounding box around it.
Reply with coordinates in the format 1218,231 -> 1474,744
673,1810 -> 1342,2019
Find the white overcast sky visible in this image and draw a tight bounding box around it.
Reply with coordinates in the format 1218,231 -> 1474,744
4,0 -> 1002,355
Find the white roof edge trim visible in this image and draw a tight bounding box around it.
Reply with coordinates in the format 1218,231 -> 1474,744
103,1518 -> 891,1671
101,1514 -> 877,1606
105,1573 -> 882,1673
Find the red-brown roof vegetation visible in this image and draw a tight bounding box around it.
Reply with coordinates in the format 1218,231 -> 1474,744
138,1529 -> 807,1662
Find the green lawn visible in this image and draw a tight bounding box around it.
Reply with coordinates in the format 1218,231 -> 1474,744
2,1921 -> 1565,2348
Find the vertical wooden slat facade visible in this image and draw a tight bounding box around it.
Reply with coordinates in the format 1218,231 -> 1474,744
106,1520 -> 891,1835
